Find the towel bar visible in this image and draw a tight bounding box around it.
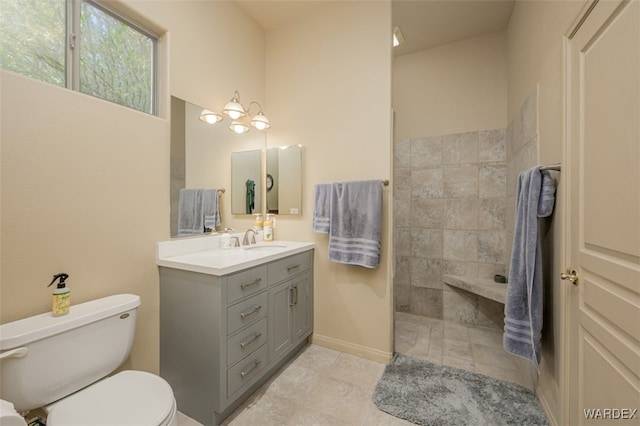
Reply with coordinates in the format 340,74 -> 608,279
540,164 -> 561,171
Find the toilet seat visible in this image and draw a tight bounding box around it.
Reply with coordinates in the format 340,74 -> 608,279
45,370 -> 176,426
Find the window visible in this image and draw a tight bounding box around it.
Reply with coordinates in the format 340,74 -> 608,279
0,0 -> 157,115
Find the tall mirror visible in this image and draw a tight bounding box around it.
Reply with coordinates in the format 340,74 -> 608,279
266,145 -> 302,215
170,96 -> 265,237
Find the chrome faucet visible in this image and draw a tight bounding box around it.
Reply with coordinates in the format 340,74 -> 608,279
230,236 -> 240,248
242,228 -> 257,245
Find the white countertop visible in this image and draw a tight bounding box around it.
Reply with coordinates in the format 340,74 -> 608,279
156,234 -> 315,276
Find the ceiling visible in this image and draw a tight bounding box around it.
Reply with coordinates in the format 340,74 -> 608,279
235,0 -> 515,57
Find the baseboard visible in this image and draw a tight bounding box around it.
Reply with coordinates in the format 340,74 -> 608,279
311,333 -> 393,364
536,387 -> 558,426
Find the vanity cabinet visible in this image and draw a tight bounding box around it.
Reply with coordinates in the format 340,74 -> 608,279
269,270 -> 312,361
159,249 -> 313,426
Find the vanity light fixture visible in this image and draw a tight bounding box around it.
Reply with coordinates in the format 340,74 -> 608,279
229,120 -> 250,134
199,109 -> 223,124
199,90 -> 271,133
248,101 -> 271,131
222,91 -> 246,119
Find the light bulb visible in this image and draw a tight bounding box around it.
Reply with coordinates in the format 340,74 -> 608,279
250,113 -> 271,131
229,121 -> 249,134
199,109 -> 222,124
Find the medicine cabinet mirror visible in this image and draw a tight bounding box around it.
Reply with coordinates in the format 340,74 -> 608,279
266,145 -> 303,215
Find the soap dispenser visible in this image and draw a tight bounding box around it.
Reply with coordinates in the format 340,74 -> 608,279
48,273 -> 70,317
253,214 -> 263,231
220,228 -> 233,250
264,214 -> 274,242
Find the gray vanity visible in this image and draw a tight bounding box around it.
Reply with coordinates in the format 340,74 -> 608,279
156,237 -> 314,425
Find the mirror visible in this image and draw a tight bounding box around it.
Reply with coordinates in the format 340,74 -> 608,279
170,96 -> 265,237
266,145 -> 302,215
231,150 -> 262,214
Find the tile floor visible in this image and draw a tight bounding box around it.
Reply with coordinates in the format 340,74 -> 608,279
177,312 -> 534,426
393,312 -> 534,390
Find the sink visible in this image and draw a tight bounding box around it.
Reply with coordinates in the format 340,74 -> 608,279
243,244 -> 288,252
157,238 -> 314,276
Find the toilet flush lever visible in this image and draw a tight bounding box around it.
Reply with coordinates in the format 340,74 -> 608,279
0,347 -> 28,360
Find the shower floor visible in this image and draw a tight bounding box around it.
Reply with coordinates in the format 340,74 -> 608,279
394,312 -> 535,390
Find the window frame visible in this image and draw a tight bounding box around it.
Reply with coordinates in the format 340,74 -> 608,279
65,0 -> 158,115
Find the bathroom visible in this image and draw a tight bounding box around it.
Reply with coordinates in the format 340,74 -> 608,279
1,0 -> 638,425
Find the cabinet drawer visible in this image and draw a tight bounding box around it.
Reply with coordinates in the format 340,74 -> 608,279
227,291 -> 268,336
227,318 -> 267,367
227,265 -> 267,304
227,344 -> 268,398
268,251 -> 312,285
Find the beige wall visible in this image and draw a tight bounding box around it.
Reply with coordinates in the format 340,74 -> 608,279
0,1 -> 265,374
393,30 -> 508,140
130,0 -> 267,232
506,1 -> 585,425
265,1 -> 394,362
0,72 -> 168,373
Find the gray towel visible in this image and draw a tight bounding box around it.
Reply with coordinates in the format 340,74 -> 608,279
203,188 -> 221,230
504,166 -> 555,371
328,180 -> 383,268
538,170 -> 556,217
177,188 -> 221,236
313,183 -> 331,233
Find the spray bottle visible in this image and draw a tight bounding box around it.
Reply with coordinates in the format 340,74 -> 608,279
48,273 -> 70,317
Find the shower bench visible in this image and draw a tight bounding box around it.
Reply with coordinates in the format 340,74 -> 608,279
443,274 -> 507,304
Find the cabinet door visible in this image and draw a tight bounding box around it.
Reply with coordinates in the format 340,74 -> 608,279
291,272 -> 312,342
268,280 -> 292,360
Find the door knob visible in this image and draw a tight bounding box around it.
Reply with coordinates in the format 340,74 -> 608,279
560,269 -> 578,285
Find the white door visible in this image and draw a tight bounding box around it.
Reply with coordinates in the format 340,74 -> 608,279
566,0 -> 640,424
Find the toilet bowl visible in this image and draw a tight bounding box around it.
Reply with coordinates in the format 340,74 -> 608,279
1,371 -> 177,426
44,371 -> 177,426
0,294 -> 177,426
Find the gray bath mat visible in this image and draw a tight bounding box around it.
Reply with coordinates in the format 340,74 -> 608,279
373,353 -> 548,426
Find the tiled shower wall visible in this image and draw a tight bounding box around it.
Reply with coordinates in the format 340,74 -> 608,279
505,87 -> 539,269
393,129 -> 508,321
393,87 -> 539,328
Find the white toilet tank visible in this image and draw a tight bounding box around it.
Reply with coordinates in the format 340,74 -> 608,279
0,294 -> 141,412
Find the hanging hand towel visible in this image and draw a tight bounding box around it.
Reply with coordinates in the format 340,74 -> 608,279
313,183 -> 332,233
538,170 -> 556,217
177,188 -> 204,236
246,179 -> 255,214
328,180 -> 383,268
203,189 -> 221,230
178,188 -> 221,235
504,166 -> 555,371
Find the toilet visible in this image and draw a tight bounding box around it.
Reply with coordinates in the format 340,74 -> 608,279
0,294 -> 177,426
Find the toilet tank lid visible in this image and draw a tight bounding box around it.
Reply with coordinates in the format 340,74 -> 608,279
0,294 -> 141,350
